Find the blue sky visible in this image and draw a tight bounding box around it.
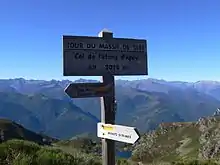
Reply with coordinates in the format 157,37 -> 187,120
0,0 -> 219,82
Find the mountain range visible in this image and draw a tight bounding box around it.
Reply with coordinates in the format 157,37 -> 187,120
0,78 -> 220,139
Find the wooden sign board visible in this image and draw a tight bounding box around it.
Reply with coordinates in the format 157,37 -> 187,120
64,82 -> 113,98
63,36 -> 148,76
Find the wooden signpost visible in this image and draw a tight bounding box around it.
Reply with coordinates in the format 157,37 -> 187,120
63,29 -> 148,165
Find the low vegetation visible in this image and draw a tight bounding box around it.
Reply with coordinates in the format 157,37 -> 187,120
0,139 -> 102,165
1,138 -> 220,164
2,115 -> 220,164
0,139 -> 135,165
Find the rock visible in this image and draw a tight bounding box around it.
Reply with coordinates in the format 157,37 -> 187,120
213,108 -> 220,116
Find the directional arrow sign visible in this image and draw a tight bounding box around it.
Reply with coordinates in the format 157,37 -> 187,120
97,122 -> 140,144
64,83 -> 113,98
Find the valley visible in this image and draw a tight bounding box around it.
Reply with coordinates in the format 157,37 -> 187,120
1,78 -> 220,164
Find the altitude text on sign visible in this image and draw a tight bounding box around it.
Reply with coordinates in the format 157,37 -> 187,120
63,36 -> 148,76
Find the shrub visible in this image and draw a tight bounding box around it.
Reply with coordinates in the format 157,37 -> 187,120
172,159 -> 219,165
0,139 -> 102,165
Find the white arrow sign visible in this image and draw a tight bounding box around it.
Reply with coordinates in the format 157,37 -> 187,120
97,122 -> 140,144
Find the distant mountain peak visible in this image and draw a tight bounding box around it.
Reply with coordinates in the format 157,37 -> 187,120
195,80 -> 220,84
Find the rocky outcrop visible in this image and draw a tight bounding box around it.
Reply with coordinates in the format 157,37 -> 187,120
195,116 -> 220,160
213,108 -> 220,116
132,114 -> 220,163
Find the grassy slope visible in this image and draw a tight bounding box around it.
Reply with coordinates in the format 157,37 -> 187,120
1,118 -> 220,164
131,117 -> 220,164
0,119 -> 131,164
0,139 -> 102,165
0,118 -> 57,145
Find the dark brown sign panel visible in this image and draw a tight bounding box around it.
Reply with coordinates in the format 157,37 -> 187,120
64,83 -> 113,98
63,36 -> 148,76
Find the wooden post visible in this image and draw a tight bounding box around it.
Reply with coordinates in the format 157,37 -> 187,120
99,30 -> 116,165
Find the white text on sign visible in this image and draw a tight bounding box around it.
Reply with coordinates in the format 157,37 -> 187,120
67,42 -> 146,52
